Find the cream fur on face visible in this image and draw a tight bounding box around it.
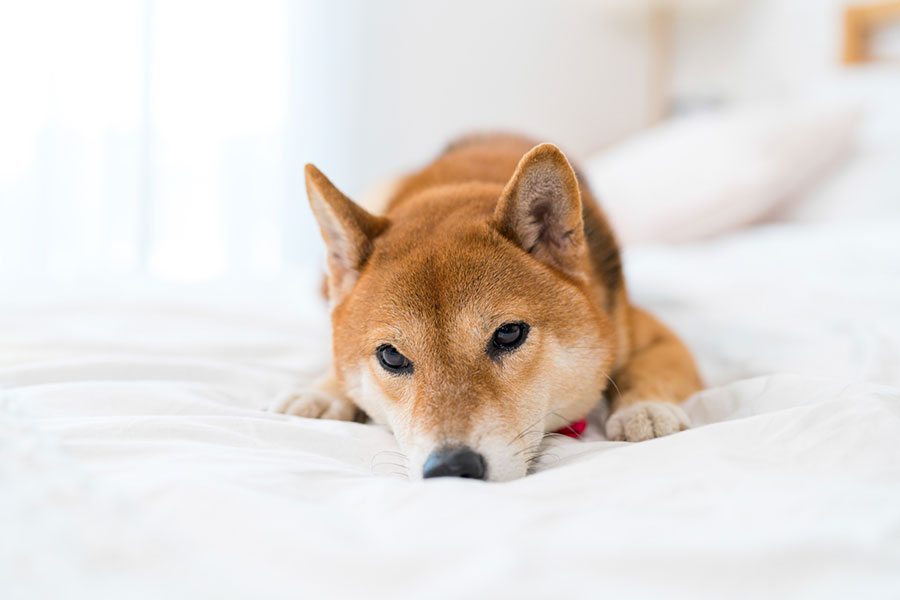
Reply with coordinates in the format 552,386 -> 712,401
354,333 -> 608,482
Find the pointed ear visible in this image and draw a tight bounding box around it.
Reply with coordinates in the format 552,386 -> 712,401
305,164 -> 389,304
491,144 -> 587,277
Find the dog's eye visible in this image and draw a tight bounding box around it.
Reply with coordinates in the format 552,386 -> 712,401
489,322 -> 529,357
377,344 -> 413,374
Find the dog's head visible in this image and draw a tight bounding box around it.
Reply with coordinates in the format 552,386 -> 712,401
306,144 -> 616,481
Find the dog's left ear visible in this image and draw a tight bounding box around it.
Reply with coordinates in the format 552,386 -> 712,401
491,143 -> 587,278
305,164 -> 390,305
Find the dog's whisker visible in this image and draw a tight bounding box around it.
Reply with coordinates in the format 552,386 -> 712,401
507,406 -> 575,448
507,413 -> 550,447
371,452 -> 410,476
514,429 -> 546,445
528,453 -> 560,468
513,443 -> 543,466
602,372 -> 622,399
372,461 -> 409,470
372,450 -> 408,462
541,410 -> 581,437
513,445 -> 537,459
548,410 -> 571,426
371,451 -> 409,475
531,449 -> 560,460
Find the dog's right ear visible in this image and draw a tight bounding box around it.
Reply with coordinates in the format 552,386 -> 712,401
305,164 -> 390,305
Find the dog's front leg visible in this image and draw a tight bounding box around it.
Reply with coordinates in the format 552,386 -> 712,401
269,369 -> 359,421
605,306 -> 702,442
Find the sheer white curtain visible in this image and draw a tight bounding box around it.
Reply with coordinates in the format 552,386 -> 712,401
0,0 -> 306,282
0,0 -> 652,282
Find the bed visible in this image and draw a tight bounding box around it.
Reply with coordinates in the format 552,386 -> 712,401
3,101 -> 900,598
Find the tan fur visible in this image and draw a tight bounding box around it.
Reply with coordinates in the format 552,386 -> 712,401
271,134 -> 702,481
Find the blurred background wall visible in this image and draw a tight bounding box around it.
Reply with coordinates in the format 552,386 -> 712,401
0,0 -> 654,281
0,0 -> 895,281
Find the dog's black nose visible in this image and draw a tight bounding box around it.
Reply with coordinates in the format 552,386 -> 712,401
422,447 -> 486,480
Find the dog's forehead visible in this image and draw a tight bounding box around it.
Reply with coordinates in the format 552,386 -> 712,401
378,244 -> 535,326
350,227 -> 584,353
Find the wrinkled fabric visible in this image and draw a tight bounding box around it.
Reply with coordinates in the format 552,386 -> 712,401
2,220 -> 900,600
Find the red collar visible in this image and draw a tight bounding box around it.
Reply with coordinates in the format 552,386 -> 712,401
553,419 -> 587,438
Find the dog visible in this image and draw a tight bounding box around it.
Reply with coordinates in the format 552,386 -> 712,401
271,134 -> 702,481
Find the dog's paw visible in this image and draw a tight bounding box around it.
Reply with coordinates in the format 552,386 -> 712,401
268,388 -> 357,421
606,401 -> 690,442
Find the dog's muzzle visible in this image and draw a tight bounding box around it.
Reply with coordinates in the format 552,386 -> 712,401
422,446 -> 486,480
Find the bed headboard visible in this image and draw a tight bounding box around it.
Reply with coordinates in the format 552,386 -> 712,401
843,1 -> 900,63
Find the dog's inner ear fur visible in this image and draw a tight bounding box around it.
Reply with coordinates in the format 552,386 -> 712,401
492,143 -> 586,278
305,164 -> 389,305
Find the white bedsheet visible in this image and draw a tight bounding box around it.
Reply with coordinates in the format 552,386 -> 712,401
3,219 -> 900,599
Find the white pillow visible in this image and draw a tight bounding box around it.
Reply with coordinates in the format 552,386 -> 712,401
582,103 -> 860,245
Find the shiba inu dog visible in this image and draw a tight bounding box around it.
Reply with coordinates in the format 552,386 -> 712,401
272,134 -> 702,481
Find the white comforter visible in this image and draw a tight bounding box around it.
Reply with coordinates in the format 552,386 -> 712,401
3,220 -> 900,599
